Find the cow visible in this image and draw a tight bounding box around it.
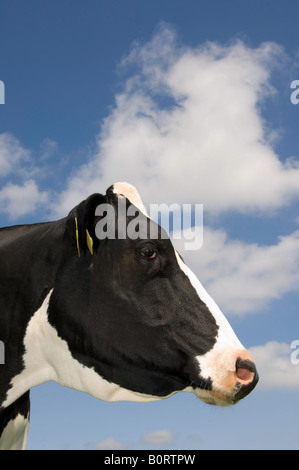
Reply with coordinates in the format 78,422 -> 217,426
0,182 -> 258,450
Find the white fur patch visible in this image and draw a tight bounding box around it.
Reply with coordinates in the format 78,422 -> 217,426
0,414 -> 29,450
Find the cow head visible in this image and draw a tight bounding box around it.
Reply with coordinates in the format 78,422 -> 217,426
48,182 -> 258,406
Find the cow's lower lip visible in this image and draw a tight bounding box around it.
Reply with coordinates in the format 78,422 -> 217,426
195,388 -> 235,406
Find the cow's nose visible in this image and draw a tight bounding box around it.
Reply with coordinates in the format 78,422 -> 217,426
235,357 -> 259,400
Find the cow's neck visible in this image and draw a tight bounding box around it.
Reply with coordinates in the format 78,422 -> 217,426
1,221 -> 65,408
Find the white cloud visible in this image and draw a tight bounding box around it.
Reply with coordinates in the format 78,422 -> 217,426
52,25 -> 299,218
0,132 -> 53,220
173,227 -> 299,315
141,429 -> 175,446
39,138 -> 58,161
94,430 -> 175,450
0,133 -> 30,177
0,180 -> 48,219
250,341 -> 299,389
95,437 -> 128,450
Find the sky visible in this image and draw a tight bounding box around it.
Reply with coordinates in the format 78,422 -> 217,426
1,0 -> 299,450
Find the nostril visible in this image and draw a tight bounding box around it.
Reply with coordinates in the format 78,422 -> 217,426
236,358 -> 257,384
236,367 -> 254,382
234,358 -> 259,401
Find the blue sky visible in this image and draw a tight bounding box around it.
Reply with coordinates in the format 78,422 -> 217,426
1,0 -> 299,450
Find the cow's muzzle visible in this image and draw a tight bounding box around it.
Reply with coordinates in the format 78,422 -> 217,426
194,349 -> 259,406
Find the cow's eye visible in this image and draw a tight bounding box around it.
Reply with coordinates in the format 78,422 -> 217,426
139,246 -> 157,259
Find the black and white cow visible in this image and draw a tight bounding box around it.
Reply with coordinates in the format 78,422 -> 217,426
0,182 -> 258,450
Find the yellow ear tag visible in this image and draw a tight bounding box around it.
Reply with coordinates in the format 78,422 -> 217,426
86,229 -> 93,255
75,217 -> 80,257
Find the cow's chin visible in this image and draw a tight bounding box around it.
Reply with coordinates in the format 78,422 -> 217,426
194,388 -> 236,407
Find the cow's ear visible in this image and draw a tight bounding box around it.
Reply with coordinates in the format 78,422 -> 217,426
66,193 -> 106,256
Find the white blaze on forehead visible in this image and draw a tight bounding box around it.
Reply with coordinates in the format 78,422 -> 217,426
112,182 -> 148,216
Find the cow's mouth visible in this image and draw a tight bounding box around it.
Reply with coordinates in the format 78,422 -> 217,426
194,388 -> 235,406
194,373 -> 259,407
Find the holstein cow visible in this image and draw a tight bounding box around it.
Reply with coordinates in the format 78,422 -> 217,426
0,183 -> 258,450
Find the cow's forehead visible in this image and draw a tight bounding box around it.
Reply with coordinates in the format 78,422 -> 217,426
112,182 -> 148,216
